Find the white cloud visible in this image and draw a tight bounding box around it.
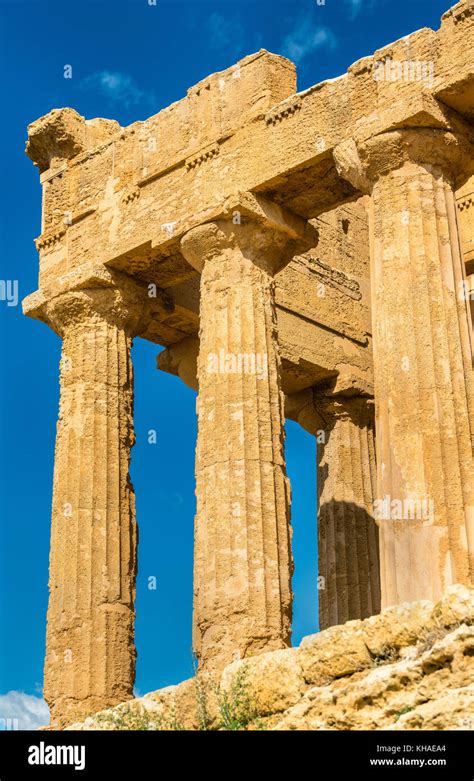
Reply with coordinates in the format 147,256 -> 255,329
345,0 -> 377,18
0,691 -> 50,730
204,12 -> 246,59
282,17 -> 337,65
80,71 -> 156,109
347,0 -> 363,15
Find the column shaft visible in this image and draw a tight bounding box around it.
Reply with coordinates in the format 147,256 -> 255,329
185,224 -> 293,671
370,156 -> 474,605
317,398 -> 381,629
44,297 -> 138,726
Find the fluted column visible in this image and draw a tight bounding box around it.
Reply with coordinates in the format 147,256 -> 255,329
24,279 -> 153,727
286,389 -> 380,630
316,396 -> 380,629
336,127 -> 474,607
181,217 -> 316,671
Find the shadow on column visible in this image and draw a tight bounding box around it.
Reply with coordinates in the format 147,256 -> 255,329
318,498 -> 381,630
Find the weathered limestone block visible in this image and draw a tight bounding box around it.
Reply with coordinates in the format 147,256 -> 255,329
357,601 -> 434,659
301,584 -> 472,658
141,675 -> 221,730
300,600 -> 434,663
392,685 -> 474,731
180,210 -> 317,672
23,272 -> 158,728
26,108 -> 120,173
298,622 -> 373,685
273,626 -> 474,731
335,126 -> 474,607
65,675 -> 221,731
431,581 -> 474,627
221,648 -> 305,716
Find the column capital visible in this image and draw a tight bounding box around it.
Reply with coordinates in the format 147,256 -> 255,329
157,336 -> 199,391
313,391 -> 375,428
335,127 -> 474,193
180,192 -> 318,275
285,387 -> 374,436
285,389 -> 325,437
22,264 -> 172,338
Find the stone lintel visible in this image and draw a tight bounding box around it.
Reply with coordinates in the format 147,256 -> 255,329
182,192 -> 316,260
435,76 -> 474,125
25,4 -> 474,227
217,191 -> 319,246
330,369 -> 374,398
105,192 -> 319,278
39,163 -> 68,185
351,93 -> 453,146
158,337 -> 373,400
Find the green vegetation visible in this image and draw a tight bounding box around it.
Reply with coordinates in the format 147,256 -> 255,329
90,663 -> 261,731
393,705 -> 414,722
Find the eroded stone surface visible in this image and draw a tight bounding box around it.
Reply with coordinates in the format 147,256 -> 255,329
65,585 -> 474,731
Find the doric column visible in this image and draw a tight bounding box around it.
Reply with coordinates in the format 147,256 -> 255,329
315,395 -> 380,629
286,389 -> 380,630
335,127 -> 474,607
23,272 -> 158,727
181,209 -> 317,671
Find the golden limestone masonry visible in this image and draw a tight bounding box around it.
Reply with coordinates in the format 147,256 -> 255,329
23,0 -> 474,728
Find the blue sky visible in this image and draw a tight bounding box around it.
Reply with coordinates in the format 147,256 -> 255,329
0,0 -> 450,728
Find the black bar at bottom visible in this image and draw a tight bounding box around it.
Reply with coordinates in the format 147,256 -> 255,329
0,729 -> 472,777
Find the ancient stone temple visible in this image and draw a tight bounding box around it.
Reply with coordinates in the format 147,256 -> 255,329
23,0 -> 474,727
